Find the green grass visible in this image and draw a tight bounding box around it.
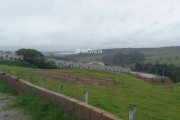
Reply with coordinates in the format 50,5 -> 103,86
132,49 -> 180,66
0,65 -> 180,120
0,59 -> 37,68
0,75 -> 81,120
10,94 -> 81,120
144,57 -> 180,66
0,78 -> 13,93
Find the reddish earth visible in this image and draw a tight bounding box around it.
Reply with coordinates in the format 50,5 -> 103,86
32,71 -> 122,87
131,74 -> 174,84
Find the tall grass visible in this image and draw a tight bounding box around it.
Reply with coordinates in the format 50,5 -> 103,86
11,94 -> 81,120
0,78 -> 13,93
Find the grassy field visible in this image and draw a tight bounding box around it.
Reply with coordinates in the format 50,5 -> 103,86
144,57 -> 180,66
141,49 -> 180,66
0,65 -> 180,120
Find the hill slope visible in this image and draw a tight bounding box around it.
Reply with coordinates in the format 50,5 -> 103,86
0,65 -> 180,120
64,46 -> 180,66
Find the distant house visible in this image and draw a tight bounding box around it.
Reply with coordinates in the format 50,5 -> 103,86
46,58 -> 131,73
0,52 -> 23,60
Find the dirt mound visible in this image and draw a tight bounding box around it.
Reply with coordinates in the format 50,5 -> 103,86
32,71 -> 122,87
132,74 -> 174,84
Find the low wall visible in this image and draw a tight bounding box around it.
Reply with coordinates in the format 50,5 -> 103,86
0,71 -> 122,120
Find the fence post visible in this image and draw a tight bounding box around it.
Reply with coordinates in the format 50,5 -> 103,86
4,68 -> 5,73
8,69 -> 9,74
84,91 -> 88,104
59,85 -> 63,94
21,74 -> 23,79
29,74 -> 33,83
23,74 -> 25,80
41,77 -> 45,88
129,105 -> 136,120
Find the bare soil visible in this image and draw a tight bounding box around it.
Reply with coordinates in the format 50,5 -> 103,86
0,93 -> 28,120
32,71 -> 122,87
131,74 -> 174,84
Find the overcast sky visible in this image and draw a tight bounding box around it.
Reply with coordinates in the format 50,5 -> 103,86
0,0 -> 180,51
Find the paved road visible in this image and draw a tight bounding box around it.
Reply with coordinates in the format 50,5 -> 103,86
131,71 -> 161,79
0,93 -> 28,120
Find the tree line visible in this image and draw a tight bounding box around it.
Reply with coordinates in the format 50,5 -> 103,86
101,52 -> 145,66
134,62 -> 180,83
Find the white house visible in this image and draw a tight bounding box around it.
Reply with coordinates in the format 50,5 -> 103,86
46,58 -> 131,73
0,52 -> 23,60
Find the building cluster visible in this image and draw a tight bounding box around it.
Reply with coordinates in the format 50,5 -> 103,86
48,59 -> 131,73
0,51 -> 23,60
0,50 -> 130,73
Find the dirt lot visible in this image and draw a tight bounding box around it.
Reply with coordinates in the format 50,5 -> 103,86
32,70 -> 173,86
0,93 -> 28,120
32,71 -> 122,87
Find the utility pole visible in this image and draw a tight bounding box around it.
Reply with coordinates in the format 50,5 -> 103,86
156,68 -> 157,75
163,68 -> 164,77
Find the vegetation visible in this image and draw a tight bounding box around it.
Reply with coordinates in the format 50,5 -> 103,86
1,65 -> 180,120
10,94 -> 81,120
0,78 -> 80,120
0,78 -> 13,93
0,59 -> 37,68
46,54 -> 70,61
135,62 -> 180,83
67,46 -> 180,83
101,52 -> 145,66
65,46 -> 180,66
16,48 -> 57,69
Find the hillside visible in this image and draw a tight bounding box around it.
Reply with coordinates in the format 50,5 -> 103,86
0,65 -> 180,120
63,46 -> 180,66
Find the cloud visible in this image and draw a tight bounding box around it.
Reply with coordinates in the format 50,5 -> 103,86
0,0 -> 180,51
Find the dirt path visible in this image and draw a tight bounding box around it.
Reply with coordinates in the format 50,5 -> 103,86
0,93 -> 28,120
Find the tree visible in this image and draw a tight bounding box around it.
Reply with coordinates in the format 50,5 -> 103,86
156,60 -> 159,64
101,52 -> 145,66
5,51 -> 11,54
176,57 -> 178,60
135,63 -> 143,72
134,62 -> 180,83
16,48 -> 57,69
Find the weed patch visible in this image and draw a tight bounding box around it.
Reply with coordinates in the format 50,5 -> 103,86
10,94 -> 81,120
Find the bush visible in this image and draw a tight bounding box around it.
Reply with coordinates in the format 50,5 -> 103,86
0,60 -> 36,68
161,78 -> 165,84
